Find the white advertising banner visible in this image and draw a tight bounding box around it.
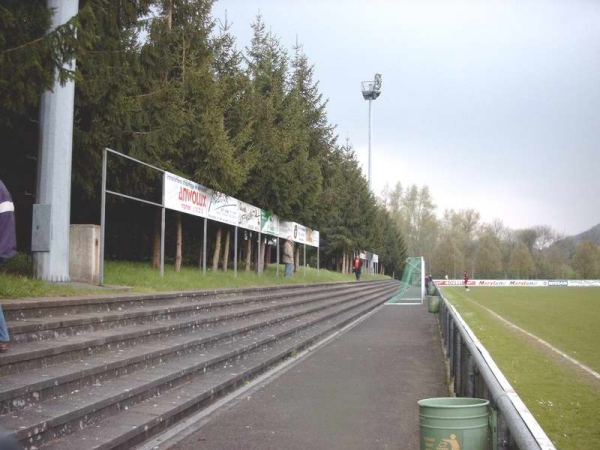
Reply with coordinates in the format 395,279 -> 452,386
238,201 -> 261,231
163,172 -> 319,244
279,220 -> 296,241
305,229 -> 319,247
434,279 -> 549,287
568,280 -> 600,287
295,224 -> 307,244
164,171 -> 211,217
207,191 -> 239,226
434,280 -> 464,286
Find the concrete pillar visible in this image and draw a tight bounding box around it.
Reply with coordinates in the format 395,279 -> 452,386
33,0 -> 79,281
69,225 -> 100,284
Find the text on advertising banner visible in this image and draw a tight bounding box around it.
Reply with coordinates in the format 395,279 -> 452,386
207,191 -> 239,226
164,171 -> 211,217
238,201 -> 261,232
295,223 -> 306,244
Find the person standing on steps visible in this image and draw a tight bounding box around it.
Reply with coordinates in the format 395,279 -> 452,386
283,236 -> 294,277
0,179 -> 17,353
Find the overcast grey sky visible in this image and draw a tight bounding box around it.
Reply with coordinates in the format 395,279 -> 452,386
213,0 -> 600,236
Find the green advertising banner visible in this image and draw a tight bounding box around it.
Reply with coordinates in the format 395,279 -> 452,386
260,210 -> 279,236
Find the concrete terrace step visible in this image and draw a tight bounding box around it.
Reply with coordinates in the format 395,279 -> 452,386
37,291 -> 398,450
1,282 -> 363,322
0,283 -> 396,413
0,283 -> 393,377
5,282 -> 379,344
14,289 -> 398,449
0,280 -> 399,450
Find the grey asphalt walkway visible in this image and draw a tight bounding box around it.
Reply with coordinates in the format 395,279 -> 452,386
167,302 -> 449,450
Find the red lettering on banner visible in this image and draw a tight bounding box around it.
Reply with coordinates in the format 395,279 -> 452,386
178,187 -> 207,207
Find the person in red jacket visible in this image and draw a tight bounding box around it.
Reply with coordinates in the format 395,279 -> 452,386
353,255 -> 362,281
464,271 -> 470,292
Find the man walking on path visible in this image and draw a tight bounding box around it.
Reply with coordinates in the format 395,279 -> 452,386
283,236 -> 294,277
0,179 -> 17,353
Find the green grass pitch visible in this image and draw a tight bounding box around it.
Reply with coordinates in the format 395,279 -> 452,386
441,286 -> 600,450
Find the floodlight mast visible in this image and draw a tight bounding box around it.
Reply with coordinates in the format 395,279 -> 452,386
361,73 -> 382,192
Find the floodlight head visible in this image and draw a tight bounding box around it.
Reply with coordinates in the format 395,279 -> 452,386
361,73 -> 382,100
373,73 -> 382,91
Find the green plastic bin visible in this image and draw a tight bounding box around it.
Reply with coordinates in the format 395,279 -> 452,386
427,295 -> 440,313
418,397 -> 489,450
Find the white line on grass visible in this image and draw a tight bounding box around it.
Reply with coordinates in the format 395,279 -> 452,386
456,290 -> 600,380
445,295 -> 556,450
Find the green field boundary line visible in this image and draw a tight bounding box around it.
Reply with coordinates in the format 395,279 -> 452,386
454,290 -> 600,381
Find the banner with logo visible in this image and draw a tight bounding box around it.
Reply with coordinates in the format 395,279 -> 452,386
164,171 -> 211,217
260,211 -> 279,236
295,223 -> 307,244
435,279 -> 549,287
238,201 -> 261,232
163,172 -> 319,246
306,228 -> 320,247
207,191 -> 238,226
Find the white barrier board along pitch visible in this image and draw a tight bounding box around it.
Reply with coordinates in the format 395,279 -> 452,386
434,279 -> 600,287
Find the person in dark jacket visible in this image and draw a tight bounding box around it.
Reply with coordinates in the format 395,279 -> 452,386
0,179 -> 17,352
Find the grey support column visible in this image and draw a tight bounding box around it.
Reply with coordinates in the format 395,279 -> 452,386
257,232 -> 262,275
33,0 -> 79,282
234,226 -> 238,277
317,246 -> 320,276
203,218 -> 207,275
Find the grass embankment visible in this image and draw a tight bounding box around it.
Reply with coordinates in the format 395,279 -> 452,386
0,254 -> 389,299
441,286 -> 600,450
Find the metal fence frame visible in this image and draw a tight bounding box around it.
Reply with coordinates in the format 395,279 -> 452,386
435,285 -> 556,450
100,148 -> 321,284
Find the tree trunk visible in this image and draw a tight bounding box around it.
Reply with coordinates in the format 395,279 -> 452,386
222,228 -> 230,272
212,227 -> 222,272
167,0 -> 173,30
152,209 -> 160,269
260,239 -> 267,273
245,236 -> 252,271
342,252 -> 346,274
175,213 -> 182,272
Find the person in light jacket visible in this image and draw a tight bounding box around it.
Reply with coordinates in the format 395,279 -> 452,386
283,236 -> 294,277
0,179 -> 17,353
